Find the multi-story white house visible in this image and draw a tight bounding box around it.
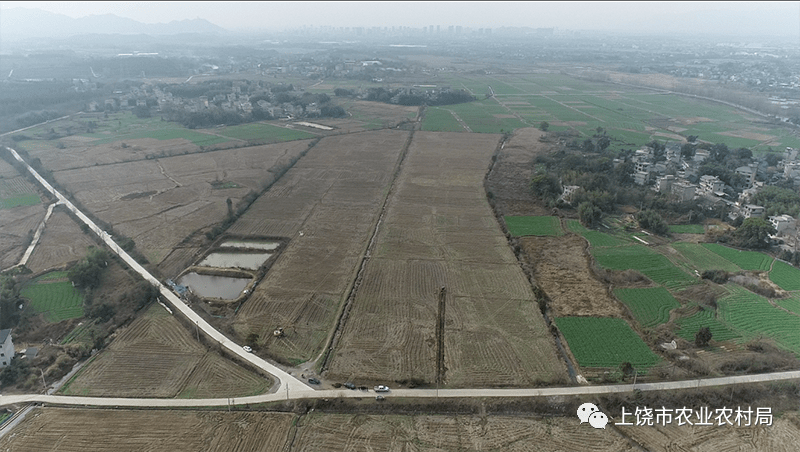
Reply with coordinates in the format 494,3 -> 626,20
0,329 -> 13,368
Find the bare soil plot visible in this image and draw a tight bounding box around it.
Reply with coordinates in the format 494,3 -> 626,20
25,209 -> 99,273
293,412 -> 636,451
50,140 -> 309,272
0,407 -> 293,452
520,235 -> 625,318
327,131 -> 567,387
62,304 -> 271,398
229,130 -> 410,364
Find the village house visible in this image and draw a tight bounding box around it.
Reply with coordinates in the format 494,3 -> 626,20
743,204 -> 766,218
769,214 -> 796,235
0,329 -> 14,368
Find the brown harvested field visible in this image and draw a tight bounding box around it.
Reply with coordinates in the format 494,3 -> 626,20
292,412 -> 636,451
62,304 -> 271,398
0,407 -> 293,452
616,412 -> 800,452
50,140 -> 309,273
229,130 -> 410,364
0,203 -> 46,269
327,131 -> 567,387
25,208 -> 99,273
520,235 -> 625,318
32,137 -> 201,171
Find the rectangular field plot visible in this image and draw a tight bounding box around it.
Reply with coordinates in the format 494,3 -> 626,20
504,215 -> 563,237
327,132 -> 566,387
230,130 -> 410,364
214,123 -> 316,142
769,260 -> 800,291
422,107 -> 468,132
701,243 -> 773,271
592,245 -> 696,289
20,272 -> 84,322
566,219 -> 630,247
555,317 -> 661,368
671,242 -> 741,273
0,407 -> 294,452
614,287 -> 680,328
0,193 -> 40,209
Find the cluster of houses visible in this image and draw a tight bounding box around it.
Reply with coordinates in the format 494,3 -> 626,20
88,83 -> 318,119
563,143 -> 800,248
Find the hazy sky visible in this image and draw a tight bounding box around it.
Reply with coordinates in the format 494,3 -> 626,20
1,1 -> 795,33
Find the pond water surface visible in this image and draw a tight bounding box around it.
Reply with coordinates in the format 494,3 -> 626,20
177,272 -> 250,300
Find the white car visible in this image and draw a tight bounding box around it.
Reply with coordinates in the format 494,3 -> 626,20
374,385 -> 389,392
243,346 -> 253,353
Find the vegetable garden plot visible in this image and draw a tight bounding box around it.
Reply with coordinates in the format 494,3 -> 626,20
555,317 -> 660,368
504,215 -> 563,237
701,243 -> 773,271
592,245 -> 696,289
614,287 -> 680,328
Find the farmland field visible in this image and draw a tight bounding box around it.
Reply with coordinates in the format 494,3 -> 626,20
214,122 -> 316,142
671,242 -> 741,273
293,412 -> 636,451
521,234 -> 626,318
674,305 -> 741,343
592,245 -> 696,289
504,215 -> 563,237
555,317 -> 661,368
717,286 -> 800,355
669,224 -> 705,234
229,130 -> 410,364
421,106 -> 468,132
701,243 -> 773,271
25,209 -> 99,274
20,271 -> 84,322
614,287 -> 680,328
0,407 -> 294,452
49,139 -> 310,271
566,219 -> 630,247
62,304 -> 271,397
327,131 -> 567,387
769,260 -> 800,291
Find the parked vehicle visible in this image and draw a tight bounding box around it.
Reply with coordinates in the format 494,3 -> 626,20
343,382 -> 356,390
374,385 -> 389,392
242,346 -> 253,353
308,378 -> 320,385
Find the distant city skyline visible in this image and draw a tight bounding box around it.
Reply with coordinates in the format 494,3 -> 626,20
1,1 -> 797,37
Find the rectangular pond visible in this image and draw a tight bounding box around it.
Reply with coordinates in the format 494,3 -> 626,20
219,240 -> 281,251
177,272 -> 251,300
198,251 -> 272,270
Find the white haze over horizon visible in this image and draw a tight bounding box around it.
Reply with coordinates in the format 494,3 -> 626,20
1,1 -> 798,38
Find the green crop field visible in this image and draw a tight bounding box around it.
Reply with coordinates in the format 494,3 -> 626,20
430,73 -> 798,151
717,285 -> 800,355
21,271 -> 84,323
614,287 -> 680,328
61,319 -> 98,345
214,123 -> 315,142
675,306 -> 741,343
769,260 -> 800,291
421,107 -> 467,132
0,193 -> 40,209
504,215 -> 563,237
672,242 -> 740,273
555,317 -> 661,368
566,220 -> 629,247
86,127 -> 230,147
592,245 -> 696,289
701,243 -> 773,271
669,224 -> 705,234
775,293 -> 800,315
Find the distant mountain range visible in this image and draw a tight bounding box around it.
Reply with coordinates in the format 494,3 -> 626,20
0,8 -> 228,42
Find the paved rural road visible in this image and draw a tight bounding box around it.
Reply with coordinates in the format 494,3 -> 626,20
1,370 -> 799,409
3,145 -> 313,396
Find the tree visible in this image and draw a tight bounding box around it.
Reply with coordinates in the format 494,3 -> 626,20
529,172 -> 561,201
695,326 -> 712,347
635,210 -> 669,235
578,201 -> 603,228
733,217 -> 776,249
538,121 -> 549,132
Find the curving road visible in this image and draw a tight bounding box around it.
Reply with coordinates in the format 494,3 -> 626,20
1,370 -> 799,409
